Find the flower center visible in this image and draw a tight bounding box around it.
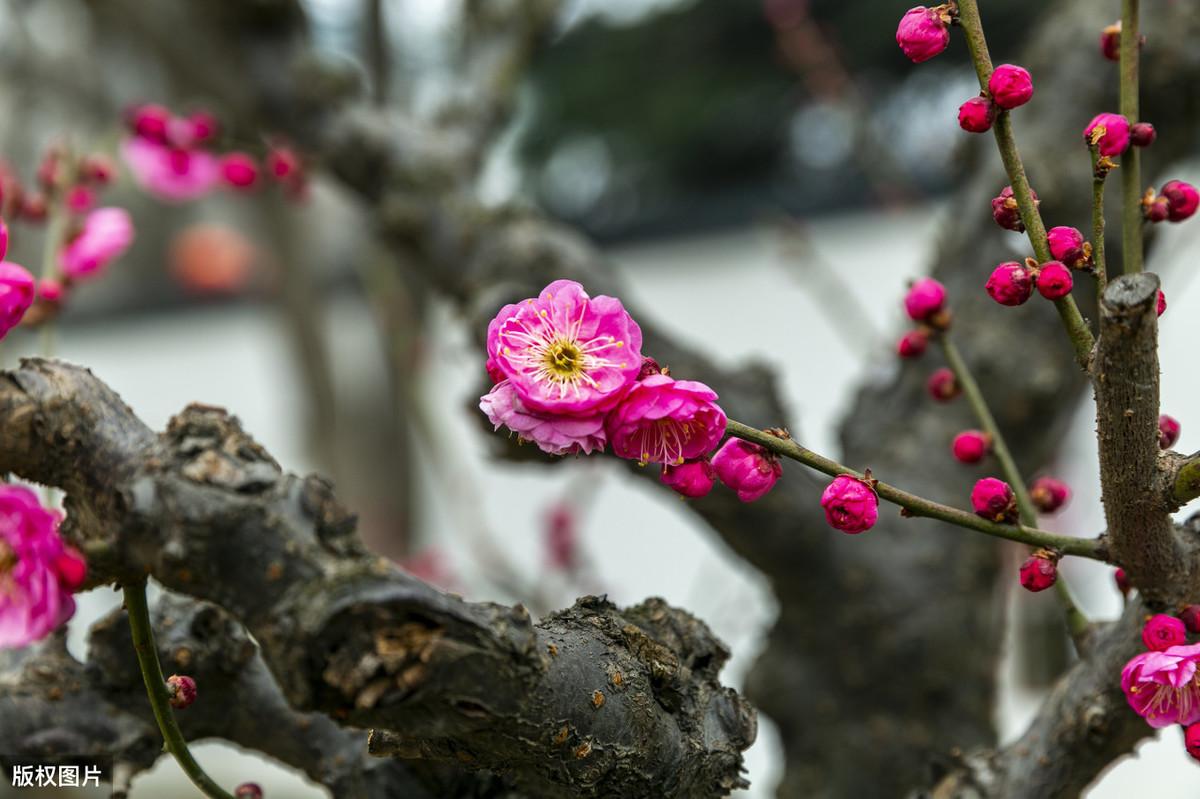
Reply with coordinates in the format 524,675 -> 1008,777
0,539 -> 16,576
544,339 -> 583,378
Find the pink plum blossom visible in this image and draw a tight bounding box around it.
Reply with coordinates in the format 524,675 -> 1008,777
820,474 -> 878,534
487,279 -> 643,416
1143,614 -> 1188,652
606,374 -> 726,465
0,485 -> 86,649
1121,643 -> 1200,729
903,278 -> 946,322
972,477 -> 1017,523
985,262 -> 1033,306
1047,226 -> 1086,267
1030,476 -> 1070,514
1018,554 -> 1056,592
895,6 -> 950,63
479,381 -> 606,456
1084,113 -> 1131,157
58,208 -> 135,281
952,430 -> 990,464
987,64 -> 1033,110
1035,261 -> 1073,300
661,459 -> 717,499
221,153 -> 260,190
1160,180 -> 1199,222
0,261 -> 35,339
957,97 -> 996,133
122,137 -> 220,202
711,438 -> 782,503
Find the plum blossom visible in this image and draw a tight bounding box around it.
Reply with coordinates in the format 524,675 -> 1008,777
0,485 -> 87,649
480,381 -> 606,456
606,374 -> 726,465
0,261 -> 34,339
58,208 -> 135,281
820,474 -> 878,534
123,136 -> 220,202
711,439 -> 782,503
487,280 -> 643,416
661,459 -> 717,499
1121,643 -> 1200,729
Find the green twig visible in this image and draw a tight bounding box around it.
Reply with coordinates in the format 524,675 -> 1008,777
723,420 -> 1106,560
1119,0 -> 1142,275
1090,147 -> 1109,294
955,0 -> 1095,369
123,580 -> 236,799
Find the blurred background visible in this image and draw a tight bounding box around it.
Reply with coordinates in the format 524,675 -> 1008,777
0,0 -> 1197,796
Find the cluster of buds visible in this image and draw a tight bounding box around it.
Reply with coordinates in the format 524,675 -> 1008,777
958,64 -> 1034,134
124,103 -> 307,201
895,278 -> 950,359
1143,180 -> 1199,224
1018,548 -> 1059,593
985,256 -> 1078,306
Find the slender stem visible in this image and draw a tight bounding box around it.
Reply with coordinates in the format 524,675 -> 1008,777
123,580 -> 236,799
956,0 -> 1095,369
1119,0 -> 1142,275
39,203 -> 64,358
938,337 -> 1089,632
1090,147 -> 1108,294
724,420 -> 1106,560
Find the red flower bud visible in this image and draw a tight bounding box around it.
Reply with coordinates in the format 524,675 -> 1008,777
1186,723 -> 1200,763
637,355 -> 663,380
1160,180 -> 1199,222
1029,476 -> 1070,514
221,153 -> 259,191
1114,567 -> 1130,597
991,185 -> 1037,232
819,474 -> 879,534
1142,614 -> 1188,651
957,97 -> 996,133
895,6 -> 951,64
1099,22 -> 1121,61
971,477 -> 1017,523
1179,605 -> 1200,634
1159,414 -> 1181,450
1046,226 -> 1087,267
166,674 -> 197,709
1035,261 -> 1073,300
1157,289 -> 1167,317
987,64 -> 1033,110
1084,113 -> 1130,157
985,261 -> 1033,306
903,278 -> 947,322
1018,552 -> 1057,593
897,329 -> 929,359
926,367 -> 960,402
951,430 -> 990,464
1130,122 -> 1156,148
235,784 -> 264,799
129,103 -> 172,143
660,459 -> 716,499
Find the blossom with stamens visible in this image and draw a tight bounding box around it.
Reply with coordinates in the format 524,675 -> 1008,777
487,280 -> 643,416
1121,643 -> 1200,729
0,485 -> 86,648
479,381 -> 606,456
606,374 -> 726,465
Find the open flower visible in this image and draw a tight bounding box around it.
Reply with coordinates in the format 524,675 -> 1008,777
487,280 -> 643,416
479,381 -> 606,456
123,136 -> 220,202
0,485 -> 86,649
58,208 -> 135,281
606,374 -> 726,465
1121,643 -> 1200,729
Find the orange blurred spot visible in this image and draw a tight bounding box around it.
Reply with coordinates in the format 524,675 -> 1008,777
169,223 -> 257,295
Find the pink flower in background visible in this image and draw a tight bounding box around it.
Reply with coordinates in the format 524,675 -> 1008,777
479,381 -> 607,456
0,216 -> 8,261
660,459 -> 716,499
544,503 -> 578,571
951,430 -> 990,464
820,475 -> 878,534
58,208 -> 135,281
1084,113 -> 1131,157
122,136 -> 220,202
711,438 -> 782,503
65,185 -> 96,214
221,153 -> 260,190
926,368 -> 960,402
38,279 -> 64,304
0,485 -> 86,649
606,374 -> 726,465
987,64 -> 1033,110
1030,476 -> 1070,513
0,261 -> 35,339
1130,122 -> 1156,148
487,279 -> 643,416
1143,614 -> 1188,652
1121,643 -> 1200,728
1187,723 -> 1200,762
895,6 -> 950,63
896,329 -> 929,359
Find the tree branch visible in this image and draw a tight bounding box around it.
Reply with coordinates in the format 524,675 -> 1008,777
0,359 -> 755,799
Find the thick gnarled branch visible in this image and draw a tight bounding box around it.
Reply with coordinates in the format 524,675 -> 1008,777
0,359 -> 754,799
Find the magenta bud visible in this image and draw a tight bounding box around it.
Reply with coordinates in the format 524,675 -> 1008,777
1046,226 -> 1087,267
188,111 -> 219,143
1114,567 -> 1131,597
166,674 -> 197,709
951,430 -> 990,464
987,64 -> 1033,110
895,6 -> 951,64
897,329 -> 929,359
235,784 -> 264,799
1180,605 -> 1200,634
903,277 -> 947,322
1035,261 -> 1073,300
1130,122 -> 1156,148
1159,414 -> 1181,450
926,367 -> 960,402
1157,289 -> 1167,317
1144,197 -> 1170,223
991,185 -> 1037,232
1142,614 -> 1188,651
985,261 -> 1033,306
660,459 -> 716,499
1018,553 -> 1057,593
1100,23 -> 1121,61
1187,724 -> 1200,763
1029,476 -> 1070,514
819,474 -> 879,535
971,477 -> 1017,523
711,438 -> 782,503
957,97 -> 996,133
637,355 -> 663,380
0,261 -> 36,338
129,103 -> 172,143
1084,113 -> 1130,157
1160,180 -> 1199,222
221,153 -> 259,190
39,278 -> 65,304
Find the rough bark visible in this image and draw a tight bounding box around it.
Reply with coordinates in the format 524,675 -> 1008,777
0,359 -> 754,798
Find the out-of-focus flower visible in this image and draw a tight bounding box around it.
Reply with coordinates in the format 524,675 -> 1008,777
58,208 -> 134,281
122,137 -> 220,202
